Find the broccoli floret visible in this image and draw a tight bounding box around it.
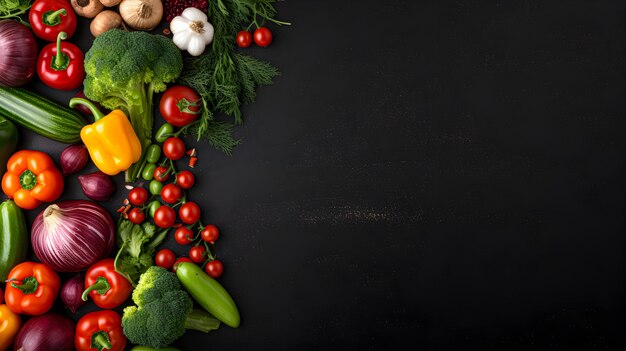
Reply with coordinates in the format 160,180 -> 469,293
83,29 -> 183,182
122,267 -> 220,348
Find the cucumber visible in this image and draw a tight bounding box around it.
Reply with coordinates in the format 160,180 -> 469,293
0,200 -> 28,281
0,87 -> 87,143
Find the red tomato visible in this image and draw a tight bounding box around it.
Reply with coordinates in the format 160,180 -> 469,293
201,224 -> 220,243
163,137 -> 186,160
128,187 -> 148,206
173,257 -> 193,272
154,166 -> 170,182
154,205 -> 176,228
174,227 -> 194,245
189,246 -> 206,263
176,170 -> 195,189
254,27 -> 272,47
155,249 -> 176,269
161,184 -> 182,204
127,208 -> 145,224
159,86 -> 201,127
179,201 -> 201,224
205,259 -> 224,278
236,30 -> 252,48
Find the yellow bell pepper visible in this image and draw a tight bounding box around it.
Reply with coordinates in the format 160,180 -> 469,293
70,98 -> 142,176
0,304 -> 20,351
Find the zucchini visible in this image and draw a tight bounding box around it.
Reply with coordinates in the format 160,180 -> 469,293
0,200 -> 28,281
0,87 -> 86,143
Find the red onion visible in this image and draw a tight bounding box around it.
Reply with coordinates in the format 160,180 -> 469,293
14,313 -> 75,351
60,144 -> 89,176
0,20 -> 38,87
78,171 -> 116,201
31,200 -> 115,272
61,274 -> 85,314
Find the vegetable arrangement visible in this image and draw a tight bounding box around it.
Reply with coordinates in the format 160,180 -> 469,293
0,0 -> 288,348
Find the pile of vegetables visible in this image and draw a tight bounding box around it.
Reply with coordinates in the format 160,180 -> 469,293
0,0 -> 288,348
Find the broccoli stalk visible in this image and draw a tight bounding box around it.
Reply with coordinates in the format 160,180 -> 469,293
83,29 -> 183,182
122,266 -> 220,348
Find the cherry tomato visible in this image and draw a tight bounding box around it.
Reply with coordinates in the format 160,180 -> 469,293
179,201 -> 201,224
205,259 -> 224,278
159,86 -> 201,127
161,184 -> 182,204
163,137 -> 186,160
128,187 -> 148,206
128,208 -> 145,224
201,224 -> 220,243
176,170 -> 195,189
154,205 -> 176,228
154,166 -> 169,182
174,227 -> 194,245
236,30 -> 252,48
189,246 -> 206,263
155,249 -> 176,270
254,27 -> 273,47
173,257 -> 193,272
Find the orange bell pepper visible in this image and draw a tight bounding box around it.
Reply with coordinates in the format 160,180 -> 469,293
4,262 -> 60,316
1,150 -> 64,210
0,304 -> 20,351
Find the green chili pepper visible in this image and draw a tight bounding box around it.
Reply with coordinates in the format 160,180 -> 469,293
142,163 -> 157,181
176,262 -> 240,328
145,145 -> 161,164
149,180 -> 163,195
155,123 -> 174,143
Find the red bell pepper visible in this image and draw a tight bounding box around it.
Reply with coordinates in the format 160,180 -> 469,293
75,310 -> 126,351
29,0 -> 77,42
37,31 -> 85,91
4,262 -> 60,316
82,258 -> 132,309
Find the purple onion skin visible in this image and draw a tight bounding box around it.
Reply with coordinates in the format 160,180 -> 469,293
61,274 -> 85,314
14,313 -> 75,351
78,171 -> 115,201
60,144 -> 89,176
31,200 -> 115,272
0,20 -> 38,87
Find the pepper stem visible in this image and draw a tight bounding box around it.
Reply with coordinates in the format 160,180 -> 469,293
90,331 -> 113,351
69,98 -> 105,121
54,31 -> 69,69
81,276 -> 111,301
19,170 -> 37,190
176,98 -> 202,114
44,9 -> 66,26
11,276 -> 39,295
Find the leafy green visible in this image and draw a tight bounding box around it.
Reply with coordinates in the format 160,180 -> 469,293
114,220 -> 167,285
0,0 -> 32,23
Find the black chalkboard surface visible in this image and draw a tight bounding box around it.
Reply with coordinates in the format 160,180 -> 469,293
15,0 -> 626,350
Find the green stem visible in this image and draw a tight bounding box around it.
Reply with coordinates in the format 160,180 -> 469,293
81,276 -> 111,301
52,32 -> 69,70
19,170 -> 37,190
91,331 -> 113,351
44,9 -> 66,25
11,276 -> 38,295
184,309 -> 221,333
69,98 -> 105,121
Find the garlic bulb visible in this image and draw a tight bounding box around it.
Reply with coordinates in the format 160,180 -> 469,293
170,7 -> 214,56
119,0 -> 163,31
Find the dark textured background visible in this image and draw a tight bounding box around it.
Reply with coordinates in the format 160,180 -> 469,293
16,0 -> 626,350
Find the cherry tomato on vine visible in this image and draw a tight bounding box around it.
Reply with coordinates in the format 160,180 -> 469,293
174,227 -> 194,245
155,249 -> 176,269
154,166 -> 169,182
179,201 -> 201,224
236,30 -> 252,48
154,205 -> 176,228
254,27 -> 272,47
163,137 -> 186,160
173,257 -> 193,272
189,246 -> 206,263
128,208 -> 145,224
159,86 -> 201,127
128,187 -> 148,206
201,224 -> 220,243
176,170 -> 195,189
161,184 -> 182,204
205,259 -> 224,278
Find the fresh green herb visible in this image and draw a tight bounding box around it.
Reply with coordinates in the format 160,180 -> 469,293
114,219 -> 168,285
0,0 -> 32,24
